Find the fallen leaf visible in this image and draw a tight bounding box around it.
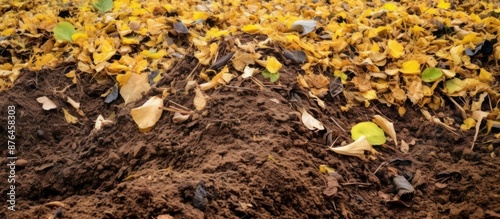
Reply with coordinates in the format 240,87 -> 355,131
471,111 -> 489,150
329,135 -> 379,161
241,66 -> 258,79
173,112 -> 190,123
400,140 -> 409,153
130,95 -> 164,132
104,83 -> 119,103
194,87 -> 208,111
299,107 -> 325,131
387,40 -> 405,58
421,67 -> 443,82
351,122 -> 386,145
319,165 -> 336,174
373,115 -> 397,146
173,20 -> 189,34
36,96 -> 57,110
400,60 -> 420,74
199,66 -> 235,90
266,56 -> 282,73
62,108 -> 78,124
95,114 -> 114,130
53,22 -> 76,42
120,73 -> 151,105
289,20 -> 317,36
283,50 -> 307,63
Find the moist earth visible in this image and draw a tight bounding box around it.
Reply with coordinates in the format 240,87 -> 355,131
0,60 -> 499,219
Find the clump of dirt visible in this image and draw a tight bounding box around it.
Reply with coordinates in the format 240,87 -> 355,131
0,56 -> 499,219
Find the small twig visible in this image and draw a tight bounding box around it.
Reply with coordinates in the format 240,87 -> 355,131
445,94 -> 467,120
329,136 -> 339,148
186,63 -> 200,80
168,100 -> 192,111
330,117 -> 346,132
163,107 -> 193,115
373,161 -> 388,174
340,182 -> 372,187
225,85 -> 262,92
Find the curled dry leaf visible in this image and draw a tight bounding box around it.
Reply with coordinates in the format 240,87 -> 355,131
471,110 -> 489,150
95,114 -> 114,130
36,96 -> 57,110
130,95 -> 164,132
283,50 -> 307,63
289,20 -> 317,36
400,139 -> 409,153
299,107 -> 325,131
199,66 -> 235,90
373,115 -> 397,146
67,96 -> 85,116
62,108 -> 78,124
328,135 -> 379,161
241,66 -> 258,79
173,112 -> 190,123
194,87 -> 208,111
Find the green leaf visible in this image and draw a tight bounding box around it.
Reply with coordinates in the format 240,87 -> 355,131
93,0 -> 113,13
422,67 -> 443,82
351,122 -> 386,145
445,78 -> 466,94
53,22 -> 77,42
261,70 -> 280,82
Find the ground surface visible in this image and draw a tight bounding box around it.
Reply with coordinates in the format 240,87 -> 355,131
0,59 -> 499,219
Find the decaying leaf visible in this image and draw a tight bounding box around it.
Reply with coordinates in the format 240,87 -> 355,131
95,114 -> 114,130
471,111 -> 489,150
62,108 -> 78,124
289,20 -> 317,36
199,66 -> 235,90
351,122 -> 386,145
104,83 -> 119,103
173,20 -> 189,34
328,135 -> 379,161
36,96 -> 57,110
319,165 -> 336,174
194,87 -> 208,111
241,66 -> 258,79
283,50 -> 307,63
299,107 -> 324,131
130,95 -> 164,132
210,52 -> 235,70
372,115 -> 397,146
120,73 -> 151,105
173,112 -> 190,123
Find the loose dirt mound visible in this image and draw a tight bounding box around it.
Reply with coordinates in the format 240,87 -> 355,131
1,59 -> 499,219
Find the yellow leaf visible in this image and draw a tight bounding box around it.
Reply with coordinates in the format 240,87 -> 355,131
449,45 -> 463,66
479,68 -> 492,82
437,0 -> 450,9
266,56 -> 282,73
119,73 -> 151,105
199,66 -> 235,90
140,49 -> 167,59
319,165 -> 335,174
400,60 -> 420,74
383,3 -> 397,11
62,108 -> 78,124
133,59 -> 148,73
122,37 -> 139,44
387,40 -> 404,58
108,61 -> 130,72
460,118 -> 476,130
71,32 -> 88,44
65,70 -> 77,84
205,27 -> 230,39
361,89 -> 377,100
116,71 -> 132,87
241,24 -> 260,33
93,39 -> 116,64
130,95 -> 164,132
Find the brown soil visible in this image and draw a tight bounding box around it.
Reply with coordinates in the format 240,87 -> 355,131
1,57 -> 499,219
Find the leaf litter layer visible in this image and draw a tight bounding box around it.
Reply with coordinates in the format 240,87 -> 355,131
1,0 -> 500,218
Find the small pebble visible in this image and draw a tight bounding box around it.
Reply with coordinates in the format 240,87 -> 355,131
16,159 -> 28,168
